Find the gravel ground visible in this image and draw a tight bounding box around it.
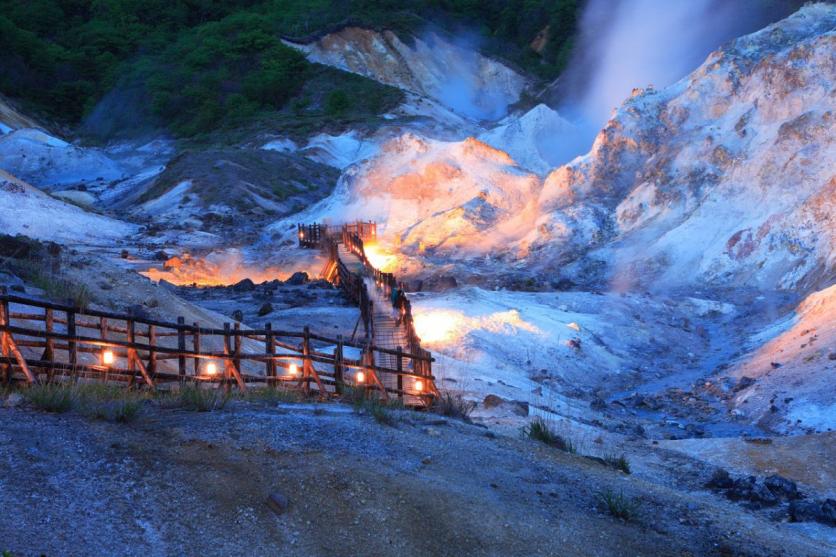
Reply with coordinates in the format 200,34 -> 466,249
0,397 -> 832,557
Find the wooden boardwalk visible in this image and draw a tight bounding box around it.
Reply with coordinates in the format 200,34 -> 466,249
0,221 -> 437,405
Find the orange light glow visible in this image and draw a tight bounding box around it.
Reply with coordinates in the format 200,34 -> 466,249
415,380 -> 424,392
289,363 -> 299,376
205,361 -> 218,376
363,243 -> 398,272
102,350 -> 115,366
356,371 -> 366,384
413,310 -> 466,345
141,251 -> 295,287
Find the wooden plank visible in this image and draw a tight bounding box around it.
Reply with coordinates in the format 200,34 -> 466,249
192,322 -> 200,378
5,332 -> 36,384
177,316 -> 186,381
67,309 -> 77,375
265,323 -> 275,383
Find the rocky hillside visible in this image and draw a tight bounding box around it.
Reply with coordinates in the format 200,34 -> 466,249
526,4 -> 835,293
306,4 -> 834,295
285,28 -> 528,121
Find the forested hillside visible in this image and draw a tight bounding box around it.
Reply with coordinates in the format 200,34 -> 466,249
0,0 -> 580,137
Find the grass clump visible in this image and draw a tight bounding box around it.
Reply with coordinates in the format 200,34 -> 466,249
22,382 -> 147,422
178,384 -> 230,412
522,416 -> 576,453
604,453 -> 631,474
343,386 -> 401,426
596,489 -> 640,521
23,383 -> 76,413
76,384 -> 147,423
430,392 -> 475,421
238,386 -> 302,405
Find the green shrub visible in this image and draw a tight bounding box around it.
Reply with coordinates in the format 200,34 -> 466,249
178,384 -> 229,412
23,383 -> 76,413
325,89 -> 350,116
522,416 -> 576,453
604,453 -> 631,474
430,392 -> 475,421
596,489 -> 639,521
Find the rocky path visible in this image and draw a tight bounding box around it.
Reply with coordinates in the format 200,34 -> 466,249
1,400 -> 832,557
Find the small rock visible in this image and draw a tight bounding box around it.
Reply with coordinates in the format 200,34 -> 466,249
232,309 -> 244,322
286,272 -> 309,285
154,250 -> 169,261
266,491 -> 289,515
126,305 -> 150,319
232,278 -> 255,292
706,469 -> 734,490
770,361 -> 782,369
789,499 -> 836,526
258,302 -> 273,316
590,396 -> 606,410
764,475 -> 799,500
120,249 -> 129,259
4,392 -> 23,408
421,456 -> 432,465
482,394 -> 505,409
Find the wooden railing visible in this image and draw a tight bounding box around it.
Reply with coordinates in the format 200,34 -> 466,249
326,229 -> 435,384
0,290 -> 434,404
298,221 -> 376,249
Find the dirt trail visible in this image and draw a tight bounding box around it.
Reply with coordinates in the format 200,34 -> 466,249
1,401 -> 832,557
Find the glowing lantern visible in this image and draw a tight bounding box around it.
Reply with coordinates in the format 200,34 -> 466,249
205,361 -> 218,376
102,350 -> 115,366
356,371 -> 365,384
415,380 -> 424,393
289,363 -> 299,376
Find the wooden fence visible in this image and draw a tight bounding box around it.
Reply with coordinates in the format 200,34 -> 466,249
0,291 -> 434,404
298,221 -> 376,249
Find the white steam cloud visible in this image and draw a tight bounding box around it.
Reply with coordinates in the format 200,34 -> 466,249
552,0 -> 797,163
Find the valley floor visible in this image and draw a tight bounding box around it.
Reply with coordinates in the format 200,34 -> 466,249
1,399 -> 833,557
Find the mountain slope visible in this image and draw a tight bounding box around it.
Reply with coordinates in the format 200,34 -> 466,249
525,3 -> 835,292
0,169 -> 136,244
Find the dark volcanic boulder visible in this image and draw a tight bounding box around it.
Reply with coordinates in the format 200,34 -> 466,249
258,302 -> 273,316
789,499 -> 836,526
286,272 -> 309,285
232,278 -> 256,291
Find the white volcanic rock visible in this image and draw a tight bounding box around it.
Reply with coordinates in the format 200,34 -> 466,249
269,133 -> 540,257
0,169 -> 137,244
0,128 -> 125,189
523,3 -> 836,292
729,284 -> 836,433
478,104 -> 578,175
0,95 -> 41,134
284,28 -> 526,121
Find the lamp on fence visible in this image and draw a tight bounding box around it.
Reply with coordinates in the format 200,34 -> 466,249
102,350 -> 115,366
414,380 -> 424,393
289,363 -> 299,376
205,361 -> 218,377
355,371 -> 365,384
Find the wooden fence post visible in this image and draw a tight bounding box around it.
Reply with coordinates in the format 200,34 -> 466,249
177,316 -> 186,382
192,322 -> 200,378
335,334 -> 344,395
0,293 -> 9,384
67,309 -> 77,378
43,308 -> 54,380
127,318 -> 136,387
233,322 -> 242,376
302,326 -> 311,395
265,323 -> 275,386
223,323 -> 232,393
396,346 -> 403,401
148,324 -> 157,378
